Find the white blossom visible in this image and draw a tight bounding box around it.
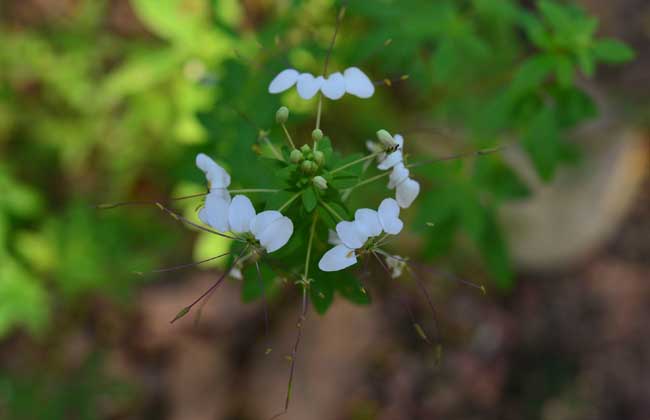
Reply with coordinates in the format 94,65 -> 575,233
368,134 -> 421,209
269,67 -> 375,100
196,154 -> 294,253
318,198 -> 403,272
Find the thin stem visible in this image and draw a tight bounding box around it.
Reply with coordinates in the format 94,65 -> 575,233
319,199 -> 345,222
328,151 -> 381,175
278,191 -> 302,212
260,133 -> 285,161
315,95 -> 323,133
271,214 -> 317,420
344,171 -> 391,194
304,213 -> 318,280
314,5 -> 345,133
281,123 -> 296,150
229,189 -> 280,194
139,251 -> 231,275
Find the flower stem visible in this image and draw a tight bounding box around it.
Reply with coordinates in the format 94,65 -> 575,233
281,123 -> 296,150
304,213 -> 318,280
329,151 -> 381,175
319,199 -> 345,222
344,171 -> 390,194
259,131 -> 285,161
278,191 -> 302,212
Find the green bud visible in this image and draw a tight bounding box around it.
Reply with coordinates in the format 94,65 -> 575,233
313,150 -> 325,166
377,129 -> 397,148
301,160 -> 315,173
300,144 -> 311,154
276,106 -> 289,124
312,176 -> 328,190
290,149 -> 303,163
312,129 -> 323,142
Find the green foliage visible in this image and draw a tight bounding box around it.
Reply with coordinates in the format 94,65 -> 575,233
0,0 -> 634,340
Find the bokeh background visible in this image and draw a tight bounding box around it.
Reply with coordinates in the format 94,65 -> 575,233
1,0 -> 649,419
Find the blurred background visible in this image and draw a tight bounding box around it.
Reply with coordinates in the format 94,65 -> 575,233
1,0 -> 649,419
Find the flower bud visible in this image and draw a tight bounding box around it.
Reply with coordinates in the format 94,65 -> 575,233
300,144 -> 311,154
376,129 -> 397,148
312,128 -> 323,142
275,106 -> 289,124
312,176 -> 328,190
301,160 -> 315,173
313,150 -> 325,166
290,149 -> 303,163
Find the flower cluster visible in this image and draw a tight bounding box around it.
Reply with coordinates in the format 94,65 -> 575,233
197,153 -> 294,253
368,131 -> 420,208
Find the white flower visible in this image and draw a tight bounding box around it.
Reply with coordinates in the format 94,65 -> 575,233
196,154 -> 294,253
368,134 -> 421,209
268,67 -> 375,100
318,198 -> 403,272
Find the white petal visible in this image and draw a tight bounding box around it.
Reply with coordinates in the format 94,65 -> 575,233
321,72 -> 346,100
388,162 -> 410,189
377,150 -> 403,170
378,198 -> 403,235
394,134 -> 404,149
257,216 -> 293,253
196,153 -> 231,189
296,73 -> 323,99
318,244 -> 357,272
354,209 -> 382,237
250,210 -> 282,238
268,68 -> 300,94
328,229 -> 342,245
343,67 -> 375,98
396,178 -> 420,208
198,190 -> 231,232
228,195 -> 256,233
336,221 -> 368,249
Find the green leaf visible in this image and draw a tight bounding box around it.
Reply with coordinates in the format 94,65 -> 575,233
241,263 -> 276,302
476,208 -> 513,289
510,54 -> 556,96
310,275 -> 334,314
593,39 -> 636,63
334,272 -> 371,305
302,187 -> 318,212
523,105 -> 560,181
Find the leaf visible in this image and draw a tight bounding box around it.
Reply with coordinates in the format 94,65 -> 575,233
593,39 -> 636,63
334,272 -> 371,305
509,54 -> 556,96
476,208 -> 513,290
310,275 -> 334,314
302,187 -> 318,212
242,263 -> 276,302
523,105 -> 560,181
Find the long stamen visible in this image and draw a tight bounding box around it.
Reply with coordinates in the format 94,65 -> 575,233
171,248 -> 248,324
407,143 -> 512,170
328,151 -> 382,175
96,191 -> 208,210
136,251 -> 231,275
153,202 -> 242,242
373,252 -> 442,362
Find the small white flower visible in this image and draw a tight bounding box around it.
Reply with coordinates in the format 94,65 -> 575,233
370,134 -> 421,209
318,198 -> 403,272
268,67 -> 375,100
196,154 -> 294,253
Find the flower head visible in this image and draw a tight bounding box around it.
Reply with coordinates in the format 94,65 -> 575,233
318,198 -> 403,272
269,67 -> 375,100
367,133 -> 420,209
196,154 -> 294,253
